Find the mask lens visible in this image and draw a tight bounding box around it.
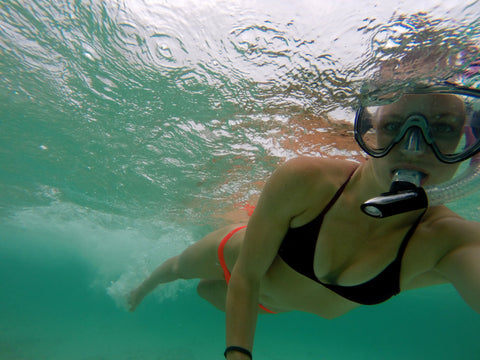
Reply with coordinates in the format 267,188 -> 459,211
356,92 -> 480,162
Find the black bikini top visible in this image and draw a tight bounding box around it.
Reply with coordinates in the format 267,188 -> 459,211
278,169 -> 425,305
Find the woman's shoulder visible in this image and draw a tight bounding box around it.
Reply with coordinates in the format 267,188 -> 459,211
276,157 -> 358,184
264,157 -> 359,215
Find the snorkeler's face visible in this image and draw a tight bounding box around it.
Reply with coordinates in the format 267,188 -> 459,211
371,94 -> 465,187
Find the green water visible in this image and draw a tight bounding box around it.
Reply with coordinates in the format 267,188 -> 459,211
1,0 -> 480,359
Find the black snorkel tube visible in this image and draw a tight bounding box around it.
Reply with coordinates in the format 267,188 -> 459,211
361,169 -> 428,218
361,159 -> 480,218
361,125 -> 430,218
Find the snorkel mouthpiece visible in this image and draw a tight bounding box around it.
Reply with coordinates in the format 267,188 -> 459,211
361,169 -> 428,218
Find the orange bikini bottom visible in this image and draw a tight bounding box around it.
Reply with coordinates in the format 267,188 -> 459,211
217,225 -> 276,314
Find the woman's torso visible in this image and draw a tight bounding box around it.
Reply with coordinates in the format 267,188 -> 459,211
225,158 -> 465,318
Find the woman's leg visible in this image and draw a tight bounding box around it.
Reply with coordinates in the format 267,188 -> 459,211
197,279 -> 229,311
196,279 -> 283,314
127,225 -> 243,312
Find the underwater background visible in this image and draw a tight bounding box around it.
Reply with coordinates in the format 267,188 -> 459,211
1,0 -> 480,359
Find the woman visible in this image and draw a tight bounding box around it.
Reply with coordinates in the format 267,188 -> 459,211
127,85 -> 480,360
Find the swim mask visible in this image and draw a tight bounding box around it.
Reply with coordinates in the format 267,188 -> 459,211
354,82 -> 480,164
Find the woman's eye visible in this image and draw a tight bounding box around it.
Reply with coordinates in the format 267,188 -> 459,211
431,123 -> 454,134
430,114 -> 463,136
381,121 -> 401,132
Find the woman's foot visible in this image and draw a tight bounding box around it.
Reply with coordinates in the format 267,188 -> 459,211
127,286 -> 146,312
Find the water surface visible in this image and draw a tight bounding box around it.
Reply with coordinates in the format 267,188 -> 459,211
1,0 -> 480,359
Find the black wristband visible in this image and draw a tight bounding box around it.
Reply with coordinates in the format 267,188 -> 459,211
224,346 -> 253,359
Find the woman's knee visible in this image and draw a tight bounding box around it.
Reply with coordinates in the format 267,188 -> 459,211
197,279 -> 226,298
197,279 -> 227,311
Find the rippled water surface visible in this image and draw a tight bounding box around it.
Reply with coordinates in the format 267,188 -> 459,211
1,0 -> 480,359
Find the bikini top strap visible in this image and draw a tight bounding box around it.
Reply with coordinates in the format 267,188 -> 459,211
396,209 -> 427,261
321,166 -> 358,215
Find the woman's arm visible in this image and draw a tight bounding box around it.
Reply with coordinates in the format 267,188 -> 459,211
435,221 -> 480,314
225,158 -> 315,359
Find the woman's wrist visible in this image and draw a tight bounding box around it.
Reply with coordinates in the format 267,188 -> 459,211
224,346 -> 252,360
